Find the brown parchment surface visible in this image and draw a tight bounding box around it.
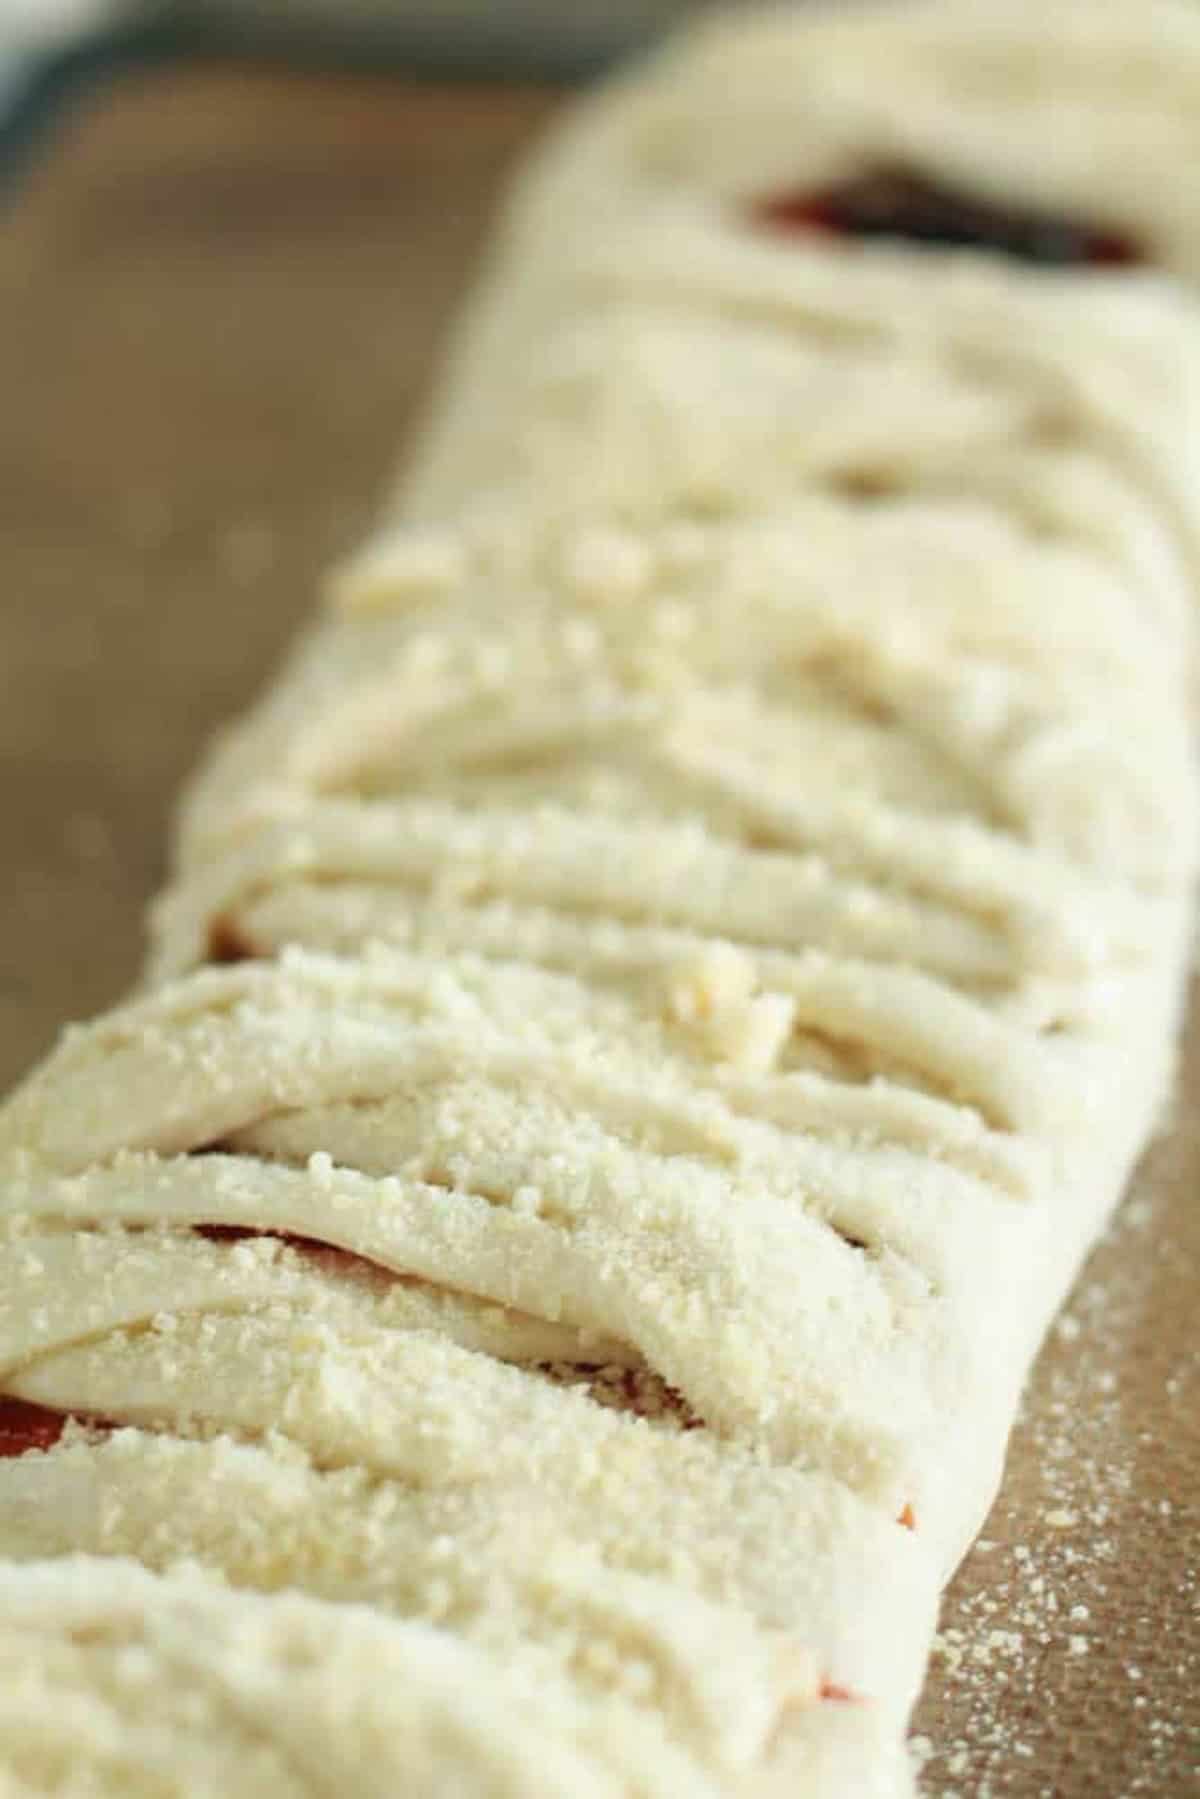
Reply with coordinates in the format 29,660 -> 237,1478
0,65 -> 1196,1797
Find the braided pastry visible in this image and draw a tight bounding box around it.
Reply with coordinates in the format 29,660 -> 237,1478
3,3 -> 1199,1793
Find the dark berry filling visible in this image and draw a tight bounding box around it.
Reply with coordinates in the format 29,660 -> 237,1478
207,915 -> 259,965
0,1397 -> 75,1457
750,164 -> 1142,268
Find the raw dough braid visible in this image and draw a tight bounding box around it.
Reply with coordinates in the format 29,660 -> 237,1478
3,3 -> 1200,1794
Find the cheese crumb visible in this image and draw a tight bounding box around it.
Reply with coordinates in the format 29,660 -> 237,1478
562,528 -> 653,604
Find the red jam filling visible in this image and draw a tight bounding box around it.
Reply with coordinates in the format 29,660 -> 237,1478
207,916 -> 258,965
0,1397 -> 74,1457
819,1680 -> 858,1704
195,1222 -> 369,1282
750,165 -> 1142,268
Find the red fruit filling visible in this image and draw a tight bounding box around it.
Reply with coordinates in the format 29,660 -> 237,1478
750,164 -> 1142,268
819,1680 -> 858,1703
207,916 -> 259,965
194,1222 -> 373,1284
0,1397 -> 85,1457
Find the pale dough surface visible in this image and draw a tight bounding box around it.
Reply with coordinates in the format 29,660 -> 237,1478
2,3 -> 1200,1795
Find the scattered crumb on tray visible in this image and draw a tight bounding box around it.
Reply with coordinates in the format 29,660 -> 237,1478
912,1113 -> 1200,1797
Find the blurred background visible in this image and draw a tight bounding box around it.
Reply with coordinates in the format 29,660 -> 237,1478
0,0 -> 733,168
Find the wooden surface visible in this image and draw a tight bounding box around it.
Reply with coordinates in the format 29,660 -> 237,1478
0,63 -> 1196,1797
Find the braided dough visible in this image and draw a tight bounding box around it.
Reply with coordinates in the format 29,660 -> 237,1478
4,3 -> 1200,1793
